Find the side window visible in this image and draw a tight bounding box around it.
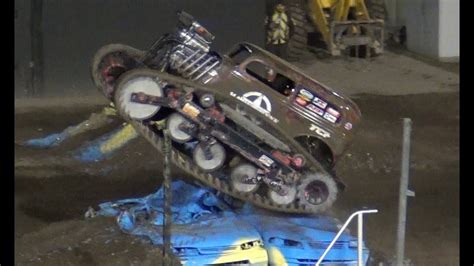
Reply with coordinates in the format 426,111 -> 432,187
245,61 -> 295,97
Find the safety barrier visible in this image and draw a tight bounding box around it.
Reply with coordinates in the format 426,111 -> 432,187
315,209 -> 378,266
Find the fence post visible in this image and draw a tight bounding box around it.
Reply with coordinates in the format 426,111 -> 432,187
396,118 -> 415,266
162,129 -> 172,265
358,213 -> 363,266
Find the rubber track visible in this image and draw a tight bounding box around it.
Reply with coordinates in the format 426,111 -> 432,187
128,120 -> 321,214
115,70 -> 326,214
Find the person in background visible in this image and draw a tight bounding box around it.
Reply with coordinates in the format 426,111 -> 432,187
265,1 -> 294,60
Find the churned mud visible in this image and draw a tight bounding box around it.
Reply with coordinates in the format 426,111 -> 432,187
14,90 -> 459,265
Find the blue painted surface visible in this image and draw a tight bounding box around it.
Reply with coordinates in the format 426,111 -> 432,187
24,132 -> 69,148
241,214 -> 369,265
96,180 -> 370,265
98,181 -> 265,265
73,127 -> 125,162
24,123 -> 136,163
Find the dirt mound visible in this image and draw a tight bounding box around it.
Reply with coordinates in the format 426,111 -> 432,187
15,217 -> 181,265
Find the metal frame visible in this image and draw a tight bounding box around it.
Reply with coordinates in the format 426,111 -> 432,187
329,20 -> 384,56
306,0 -> 385,57
315,209 -> 378,266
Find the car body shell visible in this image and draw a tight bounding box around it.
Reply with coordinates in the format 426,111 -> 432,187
205,42 -> 361,167
98,180 -> 369,265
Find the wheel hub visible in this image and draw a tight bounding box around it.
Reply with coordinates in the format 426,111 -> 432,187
304,180 -> 329,205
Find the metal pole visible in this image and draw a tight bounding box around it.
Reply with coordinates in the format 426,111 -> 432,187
357,213 -> 363,266
315,209 -> 378,266
396,118 -> 412,266
162,129 -> 172,265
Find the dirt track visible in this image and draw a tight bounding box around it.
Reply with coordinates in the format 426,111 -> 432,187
14,46 -> 459,265
14,90 -> 459,265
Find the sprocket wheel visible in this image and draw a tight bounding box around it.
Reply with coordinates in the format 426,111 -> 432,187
297,173 -> 338,212
91,44 -> 145,100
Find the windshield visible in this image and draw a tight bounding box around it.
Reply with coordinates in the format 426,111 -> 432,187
228,44 -> 252,65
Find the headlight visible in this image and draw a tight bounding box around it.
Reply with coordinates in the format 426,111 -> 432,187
268,237 -> 303,248
240,240 -> 264,250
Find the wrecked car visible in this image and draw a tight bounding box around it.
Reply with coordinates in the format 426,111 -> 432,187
95,180 -> 370,266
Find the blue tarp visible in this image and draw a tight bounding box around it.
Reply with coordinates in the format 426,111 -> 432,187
95,180 -> 370,265
24,132 -> 69,148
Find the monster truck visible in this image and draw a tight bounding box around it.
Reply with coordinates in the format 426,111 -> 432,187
91,11 -> 361,213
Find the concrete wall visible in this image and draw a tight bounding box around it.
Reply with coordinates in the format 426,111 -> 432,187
15,0 -> 265,98
438,0 -> 459,61
405,0 -> 440,59
386,0 -> 459,62
15,0 -> 32,97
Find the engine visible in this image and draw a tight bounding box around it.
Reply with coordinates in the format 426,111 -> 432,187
167,12 -> 222,84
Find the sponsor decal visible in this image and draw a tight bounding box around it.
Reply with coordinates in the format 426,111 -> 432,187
344,122 -> 353,130
326,107 -> 340,118
298,89 -> 314,101
230,91 -> 279,123
323,112 -> 338,123
312,96 -> 328,109
310,124 -> 331,139
295,97 -> 308,106
258,154 -> 274,167
306,104 -> 324,116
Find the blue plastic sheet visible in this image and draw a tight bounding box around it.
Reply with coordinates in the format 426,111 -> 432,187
95,180 -> 370,265
24,132 -> 69,148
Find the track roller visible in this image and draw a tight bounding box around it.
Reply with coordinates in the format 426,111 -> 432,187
268,185 -> 297,205
193,142 -> 226,172
167,113 -> 194,143
230,163 -> 260,193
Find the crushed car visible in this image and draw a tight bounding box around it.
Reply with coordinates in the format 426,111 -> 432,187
93,180 -> 370,265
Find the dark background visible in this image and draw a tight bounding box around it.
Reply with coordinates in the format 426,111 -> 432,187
14,0 -> 266,98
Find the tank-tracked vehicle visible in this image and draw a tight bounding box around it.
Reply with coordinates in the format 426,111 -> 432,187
91,11 -> 361,213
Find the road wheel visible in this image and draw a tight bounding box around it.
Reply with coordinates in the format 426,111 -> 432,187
193,142 -> 226,172
269,185 -> 297,205
167,113 -> 194,143
230,163 -> 260,193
